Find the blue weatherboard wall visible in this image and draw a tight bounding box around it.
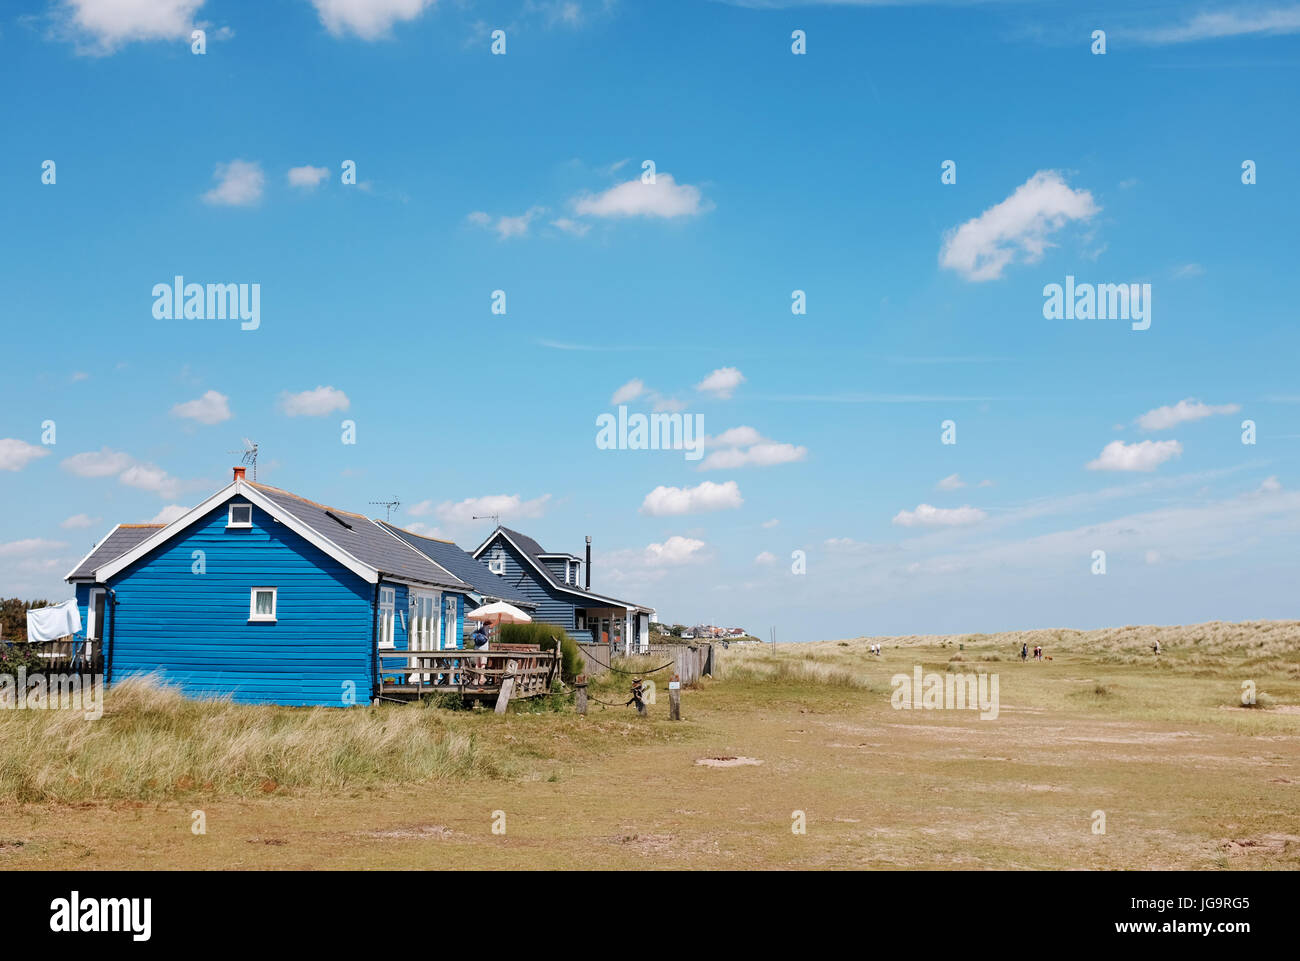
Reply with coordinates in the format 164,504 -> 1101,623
106,498 -> 373,706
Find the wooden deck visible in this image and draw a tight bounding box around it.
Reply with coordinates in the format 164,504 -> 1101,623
378,644 -> 558,703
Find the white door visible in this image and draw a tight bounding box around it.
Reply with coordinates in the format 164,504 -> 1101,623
440,595 -> 458,650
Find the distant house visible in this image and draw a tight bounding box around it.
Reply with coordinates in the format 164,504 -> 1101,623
471,526 -> 655,654
377,521 -> 537,638
62,468 -> 479,706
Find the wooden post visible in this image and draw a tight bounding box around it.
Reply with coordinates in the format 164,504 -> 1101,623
575,675 -> 588,716
494,658 -> 518,714
669,673 -> 681,721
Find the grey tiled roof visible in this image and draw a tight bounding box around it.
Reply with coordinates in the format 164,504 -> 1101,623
250,483 -> 473,591
67,524 -> 164,580
379,522 -> 535,609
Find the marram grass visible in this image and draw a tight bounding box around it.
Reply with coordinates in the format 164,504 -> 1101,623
0,673 -> 506,802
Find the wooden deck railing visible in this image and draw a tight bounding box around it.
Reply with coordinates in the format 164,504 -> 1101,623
378,646 -> 557,699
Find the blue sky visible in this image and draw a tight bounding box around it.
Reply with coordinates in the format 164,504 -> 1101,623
2,0 -> 1299,639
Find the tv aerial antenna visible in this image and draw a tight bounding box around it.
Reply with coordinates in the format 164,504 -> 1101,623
370,498 -> 401,522
228,438 -> 259,481
473,513 -> 501,528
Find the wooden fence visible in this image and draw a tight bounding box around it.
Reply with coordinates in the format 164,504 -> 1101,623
576,642 -> 610,676
575,643 -> 715,686
646,644 -> 714,686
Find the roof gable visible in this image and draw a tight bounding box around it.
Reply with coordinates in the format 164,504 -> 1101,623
473,526 -> 652,613
91,480 -> 472,591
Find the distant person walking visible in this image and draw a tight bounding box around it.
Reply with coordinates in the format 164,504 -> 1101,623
1021,643 -> 1028,662
1153,639 -> 1161,657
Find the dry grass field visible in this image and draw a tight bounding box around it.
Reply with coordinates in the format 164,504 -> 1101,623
0,619 -> 1296,870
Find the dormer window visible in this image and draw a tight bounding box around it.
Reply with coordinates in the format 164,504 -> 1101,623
227,503 -> 252,528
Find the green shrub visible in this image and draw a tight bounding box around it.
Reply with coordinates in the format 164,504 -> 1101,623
497,622 -> 585,682
0,643 -> 45,678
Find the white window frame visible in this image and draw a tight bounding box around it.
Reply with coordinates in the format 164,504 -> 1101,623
488,553 -> 505,576
249,587 -> 278,622
377,587 -> 396,649
87,588 -> 106,641
227,503 -> 253,528
564,561 -> 571,584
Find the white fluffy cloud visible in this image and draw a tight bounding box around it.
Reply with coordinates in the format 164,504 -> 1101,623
698,424 -> 805,471
644,536 -> 707,566
288,165 -> 330,188
892,503 -> 988,527
202,159 -> 265,207
150,504 -> 189,524
610,378 -> 645,404
936,473 -> 966,491
57,0 -> 203,53
429,493 -> 551,527
61,447 -> 134,477
1259,475 -> 1282,493
279,386 -> 351,416
0,538 -> 66,557
703,426 -> 764,448
640,480 -> 743,516
695,367 -> 745,399
699,442 -> 806,471
172,389 -> 232,425
61,513 -> 100,529
310,0 -> 436,39
0,439 -> 50,472
61,447 -> 183,499
467,207 -> 546,239
1136,398 -> 1240,431
573,174 -> 708,219
1086,439 -> 1183,472
940,170 -> 1099,281
754,550 -> 776,564
403,521 -> 445,538
551,217 -> 590,236
119,463 -> 181,499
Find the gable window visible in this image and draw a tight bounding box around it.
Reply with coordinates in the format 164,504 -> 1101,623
227,503 -> 253,528
377,587 -> 395,649
249,587 -> 277,622
488,551 -> 505,576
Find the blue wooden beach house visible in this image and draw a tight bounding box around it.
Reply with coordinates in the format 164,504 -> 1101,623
63,467 -> 483,706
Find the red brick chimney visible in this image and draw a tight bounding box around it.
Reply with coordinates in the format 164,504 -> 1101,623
233,466 -> 246,482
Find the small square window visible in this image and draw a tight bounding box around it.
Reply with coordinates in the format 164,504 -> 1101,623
488,555 -> 505,576
228,503 -> 252,528
249,587 -> 277,622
